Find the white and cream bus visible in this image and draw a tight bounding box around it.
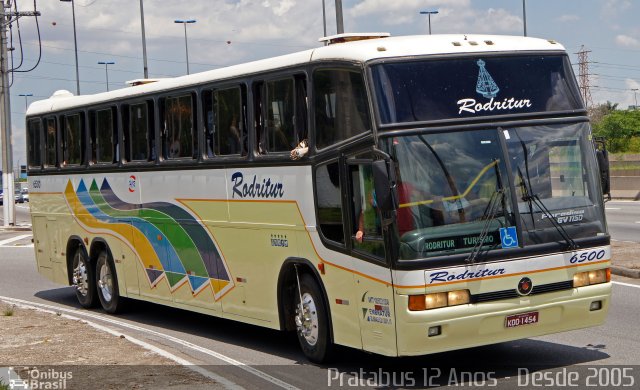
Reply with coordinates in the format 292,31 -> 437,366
26,33 -> 612,362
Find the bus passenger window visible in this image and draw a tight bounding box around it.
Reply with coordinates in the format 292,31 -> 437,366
126,102 -> 152,162
45,118 -> 57,167
93,108 -> 116,164
27,119 -> 43,168
202,90 -> 214,158
315,160 -> 345,244
314,69 -> 370,149
162,94 -> 194,159
63,113 -> 83,166
214,87 -> 244,156
265,78 -> 295,153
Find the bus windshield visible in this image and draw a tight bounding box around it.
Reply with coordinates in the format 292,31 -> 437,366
371,54 -> 581,124
383,123 -> 606,261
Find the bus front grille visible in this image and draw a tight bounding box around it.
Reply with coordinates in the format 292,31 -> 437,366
472,280 -> 574,303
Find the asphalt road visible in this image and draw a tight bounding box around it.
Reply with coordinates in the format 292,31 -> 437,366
1,204 -> 639,389
605,201 -> 640,243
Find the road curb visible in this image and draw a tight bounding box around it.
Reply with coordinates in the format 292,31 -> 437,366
611,265 -> 640,279
0,226 -> 32,232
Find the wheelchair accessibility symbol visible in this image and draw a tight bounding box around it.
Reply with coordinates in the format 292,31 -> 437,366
500,227 -> 519,248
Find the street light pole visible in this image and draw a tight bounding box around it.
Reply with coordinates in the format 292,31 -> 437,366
60,0 -> 80,95
321,0 -> 327,38
18,93 -> 33,111
522,0 -> 527,36
139,0 -> 149,78
98,61 -> 115,91
174,19 -> 196,75
419,10 -> 439,35
632,88 -> 639,109
335,0 -> 344,34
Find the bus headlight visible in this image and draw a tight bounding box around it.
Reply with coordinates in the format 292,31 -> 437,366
408,290 -> 470,311
573,268 -> 610,288
588,269 -> 608,284
425,292 -> 448,310
448,290 -> 471,306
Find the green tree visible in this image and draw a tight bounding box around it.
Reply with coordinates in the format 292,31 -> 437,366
592,110 -> 640,152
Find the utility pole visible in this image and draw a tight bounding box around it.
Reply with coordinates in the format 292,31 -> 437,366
335,0 -> 344,34
1,0 -> 15,225
321,0 -> 327,38
576,45 -> 593,112
522,0 -> 527,36
139,0 -> 148,78
1,2 -> 40,226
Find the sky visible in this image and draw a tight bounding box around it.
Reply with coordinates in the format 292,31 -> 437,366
3,0 -> 639,171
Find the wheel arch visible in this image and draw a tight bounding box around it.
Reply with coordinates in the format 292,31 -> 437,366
65,236 -> 87,285
277,257 -> 334,343
89,237 -> 115,263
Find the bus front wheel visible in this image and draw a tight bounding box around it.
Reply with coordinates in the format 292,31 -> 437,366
95,250 -> 122,314
72,246 -> 97,308
294,273 -> 332,363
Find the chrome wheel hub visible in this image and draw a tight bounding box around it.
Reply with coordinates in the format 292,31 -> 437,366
72,256 -> 88,296
295,292 -> 319,346
98,262 -> 113,302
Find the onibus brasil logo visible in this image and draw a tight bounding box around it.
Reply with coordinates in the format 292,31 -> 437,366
457,59 -> 532,115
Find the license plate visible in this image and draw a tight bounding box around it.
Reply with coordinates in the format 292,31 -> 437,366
505,311 -> 539,328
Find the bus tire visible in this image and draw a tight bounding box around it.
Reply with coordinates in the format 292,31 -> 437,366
95,249 -> 123,314
295,273 -> 332,363
72,246 -> 97,308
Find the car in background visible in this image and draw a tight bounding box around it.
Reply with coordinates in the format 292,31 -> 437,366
21,188 -> 29,202
14,189 -> 25,203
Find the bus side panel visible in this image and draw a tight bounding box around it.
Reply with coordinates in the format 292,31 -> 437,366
32,215 -> 54,282
353,272 -> 397,356
297,231 -> 364,351
31,181 -> 68,286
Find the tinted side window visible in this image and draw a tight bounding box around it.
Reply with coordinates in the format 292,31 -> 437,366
92,108 -> 117,164
162,94 -> 195,159
125,102 -> 154,162
314,69 -> 370,149
27,119 -> 42,168
45,118 -> 57,167
213,87 -> 245,156
315,160 -> 344,244
265,78 -> 295,152
63,113 -> 83,166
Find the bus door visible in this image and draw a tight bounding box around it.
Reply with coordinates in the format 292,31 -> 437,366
346,157 -> 398,356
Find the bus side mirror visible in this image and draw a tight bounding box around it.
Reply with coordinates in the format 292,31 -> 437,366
372,159 -> 398,213
595,148 -> 611,200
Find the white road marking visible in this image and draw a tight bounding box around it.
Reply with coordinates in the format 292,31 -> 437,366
0,296 -> 301,390
605,207 -> 621,210
2,299 -> 240,390
612,281 -> 640,289
0,234 -> 32,247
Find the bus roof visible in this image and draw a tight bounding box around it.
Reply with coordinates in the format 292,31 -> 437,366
26,34 -> 565,116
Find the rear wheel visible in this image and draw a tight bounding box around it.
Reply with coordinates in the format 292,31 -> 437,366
72,246 -> 97,308
95,249 -> 123,314
294,273 -> 332,363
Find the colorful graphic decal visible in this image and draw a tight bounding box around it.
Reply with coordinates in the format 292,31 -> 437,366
64,178 -> 233,299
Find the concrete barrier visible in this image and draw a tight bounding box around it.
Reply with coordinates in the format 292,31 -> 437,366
610,155 -> 640,200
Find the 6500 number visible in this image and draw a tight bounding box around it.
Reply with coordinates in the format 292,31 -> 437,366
569,249 -> 606,264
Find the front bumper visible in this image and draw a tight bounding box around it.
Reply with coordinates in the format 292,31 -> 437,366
395,282 -> 611,356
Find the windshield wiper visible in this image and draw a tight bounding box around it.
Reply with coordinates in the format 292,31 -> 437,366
466,159 -> 506,264
515,134 -> 578,251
